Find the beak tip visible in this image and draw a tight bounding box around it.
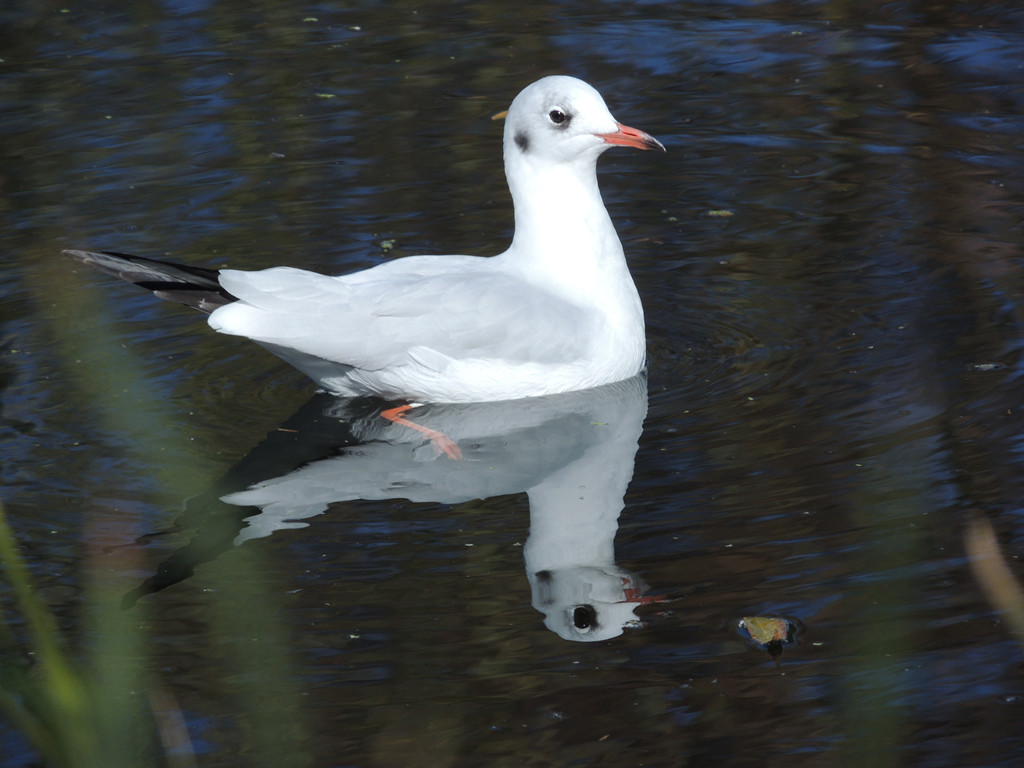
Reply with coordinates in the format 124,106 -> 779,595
598,122 -> 666,153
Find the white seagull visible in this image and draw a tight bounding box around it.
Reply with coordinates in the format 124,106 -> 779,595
65,75 -> 664,404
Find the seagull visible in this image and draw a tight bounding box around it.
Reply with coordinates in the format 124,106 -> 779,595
64,75 -> 664,404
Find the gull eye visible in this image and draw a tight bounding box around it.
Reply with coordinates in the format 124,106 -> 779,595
548,109 -> 569,126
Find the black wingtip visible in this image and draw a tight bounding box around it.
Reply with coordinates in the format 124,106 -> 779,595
63,248 -> 237,313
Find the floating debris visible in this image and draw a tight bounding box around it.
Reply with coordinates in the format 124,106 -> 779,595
735,615 -> 802,660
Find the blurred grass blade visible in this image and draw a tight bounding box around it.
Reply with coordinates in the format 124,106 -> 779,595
965,514 -> 1024,650
0,501 -> 101,768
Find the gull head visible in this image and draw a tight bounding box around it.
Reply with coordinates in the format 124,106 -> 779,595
502,75 -> 665,169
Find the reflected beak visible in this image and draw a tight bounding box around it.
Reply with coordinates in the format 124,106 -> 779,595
596,122 -> 666,152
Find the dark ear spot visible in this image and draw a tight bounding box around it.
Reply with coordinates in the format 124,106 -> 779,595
514,130 -> 529,152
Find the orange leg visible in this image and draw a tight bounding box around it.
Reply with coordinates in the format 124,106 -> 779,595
380,405 -> 463,460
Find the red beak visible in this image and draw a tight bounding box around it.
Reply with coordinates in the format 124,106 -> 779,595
596,122 -> 666,152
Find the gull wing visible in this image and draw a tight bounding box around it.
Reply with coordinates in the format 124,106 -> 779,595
209,258 -> 596,373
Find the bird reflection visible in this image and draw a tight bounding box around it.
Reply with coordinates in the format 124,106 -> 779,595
129,375 -> 652,641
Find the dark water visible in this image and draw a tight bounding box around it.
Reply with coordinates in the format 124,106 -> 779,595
3,1 -> 1024,766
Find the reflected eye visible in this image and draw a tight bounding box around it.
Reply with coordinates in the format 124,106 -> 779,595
548,109 -> 569,126
573,605 -> 596,630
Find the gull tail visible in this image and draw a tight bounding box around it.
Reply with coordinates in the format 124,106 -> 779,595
63,249 -> 237,313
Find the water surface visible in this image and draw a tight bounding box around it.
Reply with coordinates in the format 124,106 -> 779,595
2,1 -> 1023,766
